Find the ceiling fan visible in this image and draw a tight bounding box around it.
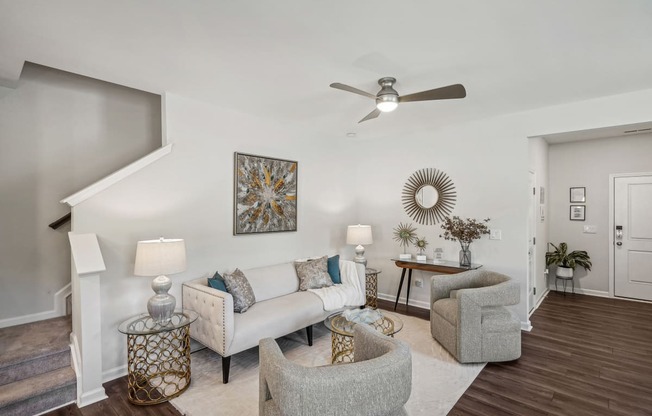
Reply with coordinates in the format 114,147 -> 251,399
330,77 -> 466,123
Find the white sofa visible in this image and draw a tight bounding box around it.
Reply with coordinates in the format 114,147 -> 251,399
182,259 -> 365,383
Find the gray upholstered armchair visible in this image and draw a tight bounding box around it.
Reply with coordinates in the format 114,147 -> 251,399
259,324 -> 412,416
430,269 -> 521,363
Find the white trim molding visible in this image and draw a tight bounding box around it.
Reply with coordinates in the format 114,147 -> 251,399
61,144 -> 173,207
0,283 -> 71,329
377,292 -> 430,310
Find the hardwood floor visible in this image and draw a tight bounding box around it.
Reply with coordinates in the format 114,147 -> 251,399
44,293 -> 652,415
450,291 -> 652,416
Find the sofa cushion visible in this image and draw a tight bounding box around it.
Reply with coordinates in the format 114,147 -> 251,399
223,269 -> 256,313
327,255 -> 341,284
240,262 -> 300,302
229,291 -> 329,355
295,256 -> 333,291
207,271 -> 227,292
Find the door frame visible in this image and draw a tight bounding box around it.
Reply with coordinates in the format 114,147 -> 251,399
528,170 -> 536,312
608,172 -> 652,298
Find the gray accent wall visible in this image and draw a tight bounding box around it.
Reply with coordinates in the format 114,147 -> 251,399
0,63 -> 161,320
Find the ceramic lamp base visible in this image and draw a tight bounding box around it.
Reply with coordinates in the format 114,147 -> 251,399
148,275 -> 176,324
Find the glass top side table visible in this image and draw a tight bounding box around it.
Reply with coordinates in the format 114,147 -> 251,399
324,309 -> 403,364
118,309 -> 198,405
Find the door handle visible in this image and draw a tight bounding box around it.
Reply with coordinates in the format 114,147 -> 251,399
616,242 -> 622,246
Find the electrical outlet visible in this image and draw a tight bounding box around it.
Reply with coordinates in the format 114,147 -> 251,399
415,278 -> 423,288
489,229 -> 502,240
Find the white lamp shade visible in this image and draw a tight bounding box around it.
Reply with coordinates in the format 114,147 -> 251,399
346,225 -> 373,245
134,238 -> 187,276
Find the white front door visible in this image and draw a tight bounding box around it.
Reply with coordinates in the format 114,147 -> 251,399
614,174 -> 652,301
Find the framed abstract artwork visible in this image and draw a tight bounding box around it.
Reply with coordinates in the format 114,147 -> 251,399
233,152 -> 298,235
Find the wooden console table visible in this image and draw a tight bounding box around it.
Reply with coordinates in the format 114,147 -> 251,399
392,259 -> 482,310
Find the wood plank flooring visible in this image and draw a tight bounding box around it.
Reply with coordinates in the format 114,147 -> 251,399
44,292 -> 652,415
450,291 -> 652,416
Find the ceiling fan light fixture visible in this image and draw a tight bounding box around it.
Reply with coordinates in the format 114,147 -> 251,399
376,96 -> 398,112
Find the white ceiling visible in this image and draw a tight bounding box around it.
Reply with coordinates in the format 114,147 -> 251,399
2,1 -> 652,138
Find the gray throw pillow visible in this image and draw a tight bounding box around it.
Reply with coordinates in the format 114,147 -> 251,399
223,268 -> 256,313
294,256 -> 334,291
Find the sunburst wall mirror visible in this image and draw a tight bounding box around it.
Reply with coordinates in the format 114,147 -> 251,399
402,168 -> 456,225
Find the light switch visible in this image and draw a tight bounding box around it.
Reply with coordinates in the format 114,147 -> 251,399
583,225 -> 597,234
489,229 -> 502,240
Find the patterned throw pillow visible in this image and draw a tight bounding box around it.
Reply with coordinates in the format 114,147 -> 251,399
223,268 -> 256,313
294,256 -> 334,291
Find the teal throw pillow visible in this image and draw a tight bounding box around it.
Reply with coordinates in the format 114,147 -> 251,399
207,271 -> 227,292
327,255 -> 341,284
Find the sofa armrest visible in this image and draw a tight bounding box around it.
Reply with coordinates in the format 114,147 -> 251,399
182,278 -> 235,356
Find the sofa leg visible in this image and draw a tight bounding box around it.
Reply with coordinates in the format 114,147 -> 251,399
306,325 -> 313,346
222,356 -> 231,384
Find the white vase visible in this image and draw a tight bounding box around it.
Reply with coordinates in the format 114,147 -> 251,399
556,266 -> 574,278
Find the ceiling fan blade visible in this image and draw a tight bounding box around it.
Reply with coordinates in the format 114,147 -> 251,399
358,108 -> 381,123
398,84 -> 466,103
330,83 -> 376,99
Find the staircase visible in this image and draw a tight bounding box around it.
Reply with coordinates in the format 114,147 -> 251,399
0,316 -> 76,415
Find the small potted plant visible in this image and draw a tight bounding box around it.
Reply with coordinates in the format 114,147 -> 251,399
545,242 -> 592,278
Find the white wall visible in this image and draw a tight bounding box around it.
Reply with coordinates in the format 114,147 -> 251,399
529,137 -> 549,306
71,85 -> 652,377
0,63 -> 161,321
354,87 -> 652,326
72,93 -> 358,375
354,116 -> 530,320
548,133 -> 652,294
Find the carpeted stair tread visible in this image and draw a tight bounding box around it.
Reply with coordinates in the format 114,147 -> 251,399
0,366 -> 76,408
0,349 -> 71,386
0,315 -> 71,369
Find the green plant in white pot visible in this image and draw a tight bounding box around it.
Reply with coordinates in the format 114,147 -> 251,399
545,242 -> 592,278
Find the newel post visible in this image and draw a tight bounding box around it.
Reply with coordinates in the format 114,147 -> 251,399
68,232 -> 108,407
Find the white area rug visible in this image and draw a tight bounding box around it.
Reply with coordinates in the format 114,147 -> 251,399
170,313 -> 484,416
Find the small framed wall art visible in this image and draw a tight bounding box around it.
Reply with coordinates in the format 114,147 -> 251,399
234,152 -> 298,235
570,205 -> 586,221
570,187 -> 586,203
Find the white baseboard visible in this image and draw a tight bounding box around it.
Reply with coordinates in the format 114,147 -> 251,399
547,285 -> 609,298
78,388 -> 108,408
103,364 -> 128,383
377,292 -> 430,310
0,283 -> 72,329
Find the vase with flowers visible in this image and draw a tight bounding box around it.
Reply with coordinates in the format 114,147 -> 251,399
440,216 -> 490,266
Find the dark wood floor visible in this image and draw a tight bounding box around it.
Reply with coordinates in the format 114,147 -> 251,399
45,293 -> 652,416
450,291 -> 652,416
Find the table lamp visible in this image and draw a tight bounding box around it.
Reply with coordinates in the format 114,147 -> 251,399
346,224 -> 373,266
134,238 -> 187,324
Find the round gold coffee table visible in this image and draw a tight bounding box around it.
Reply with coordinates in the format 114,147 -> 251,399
324,310 -> 403,364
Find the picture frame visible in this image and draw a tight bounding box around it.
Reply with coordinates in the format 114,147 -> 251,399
234,152 -> 298,235
570,205 -> 586,221
570,187 -> 586,203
